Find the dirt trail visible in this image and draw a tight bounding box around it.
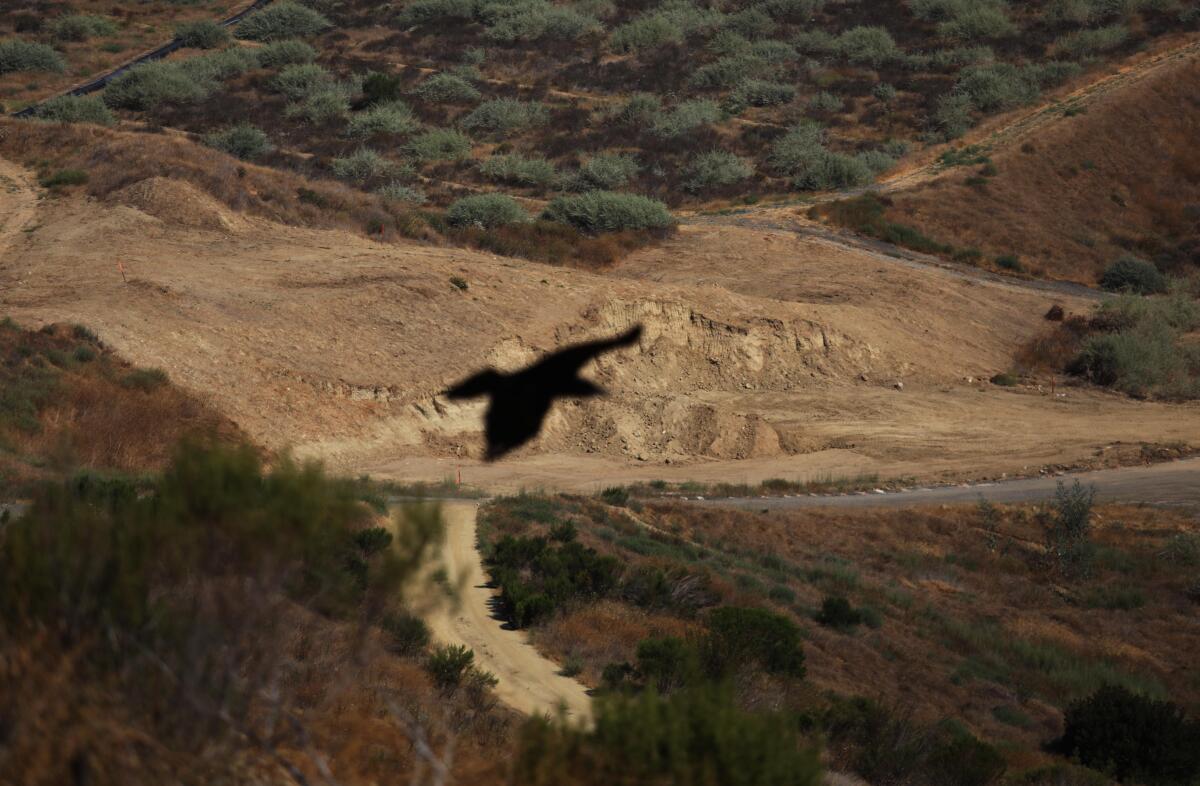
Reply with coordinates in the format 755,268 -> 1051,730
424,502 -> 593,722
0,151 -> 38,261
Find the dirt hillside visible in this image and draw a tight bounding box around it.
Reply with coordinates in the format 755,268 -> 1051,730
3,134 -> 1200,490
884,45 -> 1200,284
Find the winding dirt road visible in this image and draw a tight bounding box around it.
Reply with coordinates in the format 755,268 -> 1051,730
424,502 -> 593,723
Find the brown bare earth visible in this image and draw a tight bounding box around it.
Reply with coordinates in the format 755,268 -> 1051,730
884,42 -> 1200,285
3,128 -> 1200,493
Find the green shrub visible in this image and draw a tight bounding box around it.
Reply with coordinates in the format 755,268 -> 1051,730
836,26 -> 900,66
270,63 -> 334,99
406,128 -> 473,161
873,82 -> 898,103
1052,685 -> 1200,785
175,19 -> 230,49
750,38 -> 799,62
701,605 -> 806,678
104,61 -> 212,109
927,733 -> 1007,786
50,14 -> 118,42
483,1 -> 600,42
1070,322 -> 1199,398
30,95 -> 115,126
381,610 -> 431,655
331,148 -> 398,182
426,643 -> 497,691
684,151 -> 753,192
936,2 -> 1016,41
543,191 -> 674,233
346,100 -> 421,137
255,39 -> 318,67
397,0 -> 481,26
1081,585 -> 1145,610
1056,24 -> 1129,57
488,530 -> 620,626
446,194 -> 529,228
689,54 -> 770,89
599,486 -> 629,506
610,0 -> 720,52
996,253 -> 1023,271
1161,533 -> 1200,566
121,368 -> 169,391
235,1 -> 331,40
726,79 -> 795,112
608,92 -> 662,127
635,636 -> 700,693
650,99 -> 721,138
934,92 -> 975,138
792,29 -> 837,54
0,39 -> 66,75
376,181 -> 427,204
480,154 -> 559,187
180,47 -> 260,81
204,124 -> 272,160
513,684 -> 821,786
759,0 -> 825,19
1040,480 -> 1095,573
955,63 -> 1040,112
285,85 -> 352,123
815,595 -> 863,631
722,7 -> 777,39
807,91 -> 842,113
1100,256 -> 1167,294
857,149 -> 897,175
461,98 -> 548,136
413,72 -> 481,103
39,169 -> 89,189
574,153 -> 640,190
770,121 -> 872,190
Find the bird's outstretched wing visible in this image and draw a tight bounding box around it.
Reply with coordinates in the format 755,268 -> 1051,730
531,324 -> 643,378
444,368 -> 501,399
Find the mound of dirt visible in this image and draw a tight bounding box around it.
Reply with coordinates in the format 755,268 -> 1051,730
113,176 -> 245,232
886,46 -> 1200,284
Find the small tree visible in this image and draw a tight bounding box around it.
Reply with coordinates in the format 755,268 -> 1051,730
1040,480 -> 1095,574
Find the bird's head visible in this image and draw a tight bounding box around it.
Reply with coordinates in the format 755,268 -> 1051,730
443,368 -> 504,399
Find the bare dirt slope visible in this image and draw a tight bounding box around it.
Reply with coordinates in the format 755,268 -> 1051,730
424,502 -> 593,722
2,158 -> 1199,492
882,41 -> 1200,284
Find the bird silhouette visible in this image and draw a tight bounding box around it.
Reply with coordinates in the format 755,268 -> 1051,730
444,324 -> 643,461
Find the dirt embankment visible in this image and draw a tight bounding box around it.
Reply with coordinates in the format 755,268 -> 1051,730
884,47 -> 1200,285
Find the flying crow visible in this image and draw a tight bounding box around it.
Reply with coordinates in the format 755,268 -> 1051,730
444,324 -> 643,461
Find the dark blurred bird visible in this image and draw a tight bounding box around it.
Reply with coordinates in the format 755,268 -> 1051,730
444,324 -> 643,461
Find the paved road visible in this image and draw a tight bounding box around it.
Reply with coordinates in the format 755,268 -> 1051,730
700,458 -> 1200,512
422,501 -> 593,723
